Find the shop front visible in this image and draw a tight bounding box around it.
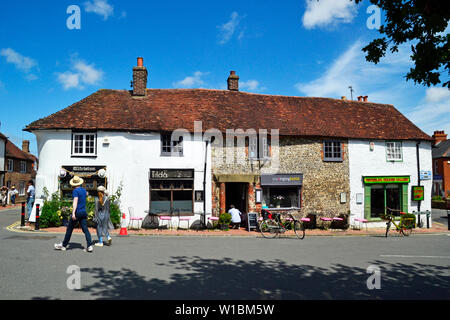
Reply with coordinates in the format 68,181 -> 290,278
59,165 -> 107,200
260,174 -> 303,209
149,169 -> 194,215
363,176 -> 410,220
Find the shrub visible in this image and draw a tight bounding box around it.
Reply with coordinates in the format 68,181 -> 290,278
218,212 -> 231,225
432,195 -> 443,201
40,201 -> 63,228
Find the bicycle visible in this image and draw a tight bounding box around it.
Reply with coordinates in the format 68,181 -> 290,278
383,207 -> 415,237
259,209 -> 305,239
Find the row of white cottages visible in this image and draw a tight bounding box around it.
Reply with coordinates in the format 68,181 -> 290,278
25,58 -> 433,228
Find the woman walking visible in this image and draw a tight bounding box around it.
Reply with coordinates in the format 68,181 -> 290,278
94,186 -> 113,247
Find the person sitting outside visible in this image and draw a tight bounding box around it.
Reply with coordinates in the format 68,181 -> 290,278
228,205 -> 242,229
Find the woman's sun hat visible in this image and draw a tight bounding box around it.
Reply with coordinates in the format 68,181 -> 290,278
69,176 -> 84,187
97,185 -> 109,196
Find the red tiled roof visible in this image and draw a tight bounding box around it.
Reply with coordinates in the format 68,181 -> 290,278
24,89 -> 432,141
5,140 -> 36,162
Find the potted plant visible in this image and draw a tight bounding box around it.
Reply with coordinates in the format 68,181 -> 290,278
218,213 -> 231,230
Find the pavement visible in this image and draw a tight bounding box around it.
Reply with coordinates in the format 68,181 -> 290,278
0,206 -> 449,300
3,205 -> 449,238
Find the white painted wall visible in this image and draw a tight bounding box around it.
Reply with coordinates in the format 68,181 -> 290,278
0,137 -> 5,172
32,130 -> 212,226
348,139 -> 432,228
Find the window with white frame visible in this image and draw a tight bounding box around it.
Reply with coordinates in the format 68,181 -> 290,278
386,141 -> 402,161
72,132 -> 97,156
7,159 -> 13,172
161,133 -> 183,157
249,136 -> 270,160
323,141 -> 343,161
20,161 -> 27,173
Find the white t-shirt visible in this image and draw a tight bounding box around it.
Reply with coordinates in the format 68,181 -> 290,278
228,208 -> 242,223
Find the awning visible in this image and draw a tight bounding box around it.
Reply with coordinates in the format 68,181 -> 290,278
214,174 -> 259,183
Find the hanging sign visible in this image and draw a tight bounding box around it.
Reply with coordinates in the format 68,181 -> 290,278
412,186 -> 424,201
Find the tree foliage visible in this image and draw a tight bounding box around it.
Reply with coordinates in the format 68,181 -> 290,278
354,0 -> 449,88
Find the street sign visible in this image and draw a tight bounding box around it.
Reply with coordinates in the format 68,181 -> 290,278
420,170 -> 432,180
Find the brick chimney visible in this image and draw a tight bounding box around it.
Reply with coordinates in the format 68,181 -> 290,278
227,71 -> 239,91
357,96 -> 363,102
22,140 -> 30,153
432,130 -> 447,146
132,57 -> 147,96
363,96 -> 368,102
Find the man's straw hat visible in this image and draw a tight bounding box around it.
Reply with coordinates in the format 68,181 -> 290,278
69,176 -> 84,187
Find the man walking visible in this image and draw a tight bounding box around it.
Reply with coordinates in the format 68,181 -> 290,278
26,181 -> 35,219
54,176 -> 93,252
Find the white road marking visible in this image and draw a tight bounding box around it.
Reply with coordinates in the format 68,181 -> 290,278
381,255 -> 450,259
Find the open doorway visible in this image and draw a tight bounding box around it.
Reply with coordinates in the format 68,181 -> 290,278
225,182 -> 248,214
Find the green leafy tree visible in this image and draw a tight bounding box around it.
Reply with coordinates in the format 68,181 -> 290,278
355,0 -> 450,88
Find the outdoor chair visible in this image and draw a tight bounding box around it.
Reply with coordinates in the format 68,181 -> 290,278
128,207 -> 143,230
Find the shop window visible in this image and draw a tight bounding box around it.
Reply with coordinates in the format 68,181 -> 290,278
323,141 -> 343,162
72,132 -> 97,157
386,141 -> 402,161
369,184 -> 402,219
262,187 -> 300,209
161,134 -> 183,157
150,177 -> 193,214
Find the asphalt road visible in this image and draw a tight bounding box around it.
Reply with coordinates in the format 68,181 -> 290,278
0,207 -> 449,300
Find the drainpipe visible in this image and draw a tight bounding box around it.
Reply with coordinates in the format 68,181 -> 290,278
202,140 -> 209,229
416,141 -> 421,214
203,137 -> 215,229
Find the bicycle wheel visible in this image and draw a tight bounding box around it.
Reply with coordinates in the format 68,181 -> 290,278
293,220 -> 305,239
260,220 -> 279,239
385,221 -> 391,238
401,226 -> 412,237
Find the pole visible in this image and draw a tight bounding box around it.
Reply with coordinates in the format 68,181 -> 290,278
20,202 -> 25,226
416,141 -> 421,212
35,203 -> 40,231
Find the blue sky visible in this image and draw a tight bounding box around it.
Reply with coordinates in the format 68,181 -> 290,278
0,0 -> 449,156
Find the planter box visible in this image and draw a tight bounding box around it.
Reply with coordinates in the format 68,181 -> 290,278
432,200 -> 447,209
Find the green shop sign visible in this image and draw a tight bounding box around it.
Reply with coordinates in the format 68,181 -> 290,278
363,176 -> 410,184
411,186 -> 424,201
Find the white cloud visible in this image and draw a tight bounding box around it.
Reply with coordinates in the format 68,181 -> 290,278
240,80 -> 265,92
407,87 -> 450,135
57,59 -> 103,90
302,0 -> 358,29
218,12 -> 243,45
0,48 -> 37,74
295,40 -> 412,99
173,71 -> 208,88
84,0 -> 114,20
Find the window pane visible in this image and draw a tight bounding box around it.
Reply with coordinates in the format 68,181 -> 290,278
265,187 -> 299,208
150,191 -> 171,213
173,191 -> 192,213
